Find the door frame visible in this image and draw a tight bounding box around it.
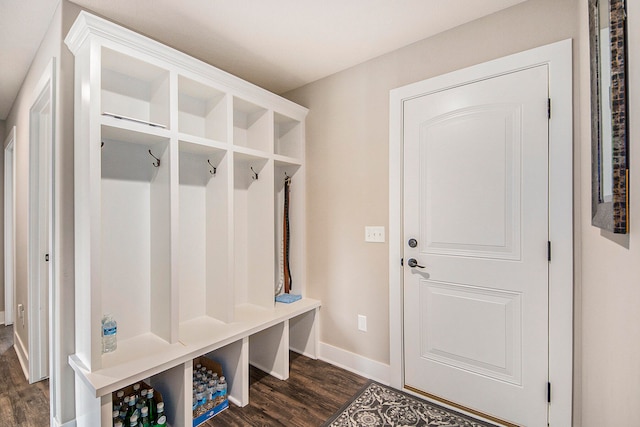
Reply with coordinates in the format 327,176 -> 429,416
4,126 -> 16,326
389,39 -> 573,426
28,58 -> 55,384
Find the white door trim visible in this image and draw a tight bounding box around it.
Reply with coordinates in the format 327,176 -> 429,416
389,39 -> 573,426
4,126 -> 16,326
28,58 -> 55,384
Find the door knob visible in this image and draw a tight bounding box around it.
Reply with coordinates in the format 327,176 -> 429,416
407,258 -> 425,268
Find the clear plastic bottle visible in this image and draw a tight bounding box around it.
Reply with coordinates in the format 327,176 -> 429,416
129,414 -> 139,427
101,314 -> 117,353
217,376 -> 227,400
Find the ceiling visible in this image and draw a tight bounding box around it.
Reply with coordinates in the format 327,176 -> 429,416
0,0 -> 526,121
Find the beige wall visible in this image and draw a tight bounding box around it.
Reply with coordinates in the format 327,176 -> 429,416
5,2 -> 63,360
284,0 -> 585,422
578,0 -> 640,425
0,119 -> 4,312
4,2 -> 79,423
286,0 -> 579,366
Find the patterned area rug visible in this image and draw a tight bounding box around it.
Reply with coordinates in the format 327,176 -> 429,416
323,381 -> 498,427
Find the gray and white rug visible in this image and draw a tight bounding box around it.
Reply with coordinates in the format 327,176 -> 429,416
323,381 -> 498,427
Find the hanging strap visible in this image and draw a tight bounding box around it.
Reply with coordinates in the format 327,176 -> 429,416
283,175 -> 292,293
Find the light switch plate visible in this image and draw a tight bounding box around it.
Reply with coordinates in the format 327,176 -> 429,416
358,314 -> 367,332
365,226 -> 385,243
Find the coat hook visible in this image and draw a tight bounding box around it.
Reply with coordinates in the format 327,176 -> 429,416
208,159 -> 216,176
148,149 -> 160,167
284,171 -> 291,183
101,141 -> 104,148
251,166 -> 259,180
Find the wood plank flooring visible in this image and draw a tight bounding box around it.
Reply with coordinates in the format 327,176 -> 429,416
0,324 -> 50,427
0,322 -> 366,426
207,351 -> 368,426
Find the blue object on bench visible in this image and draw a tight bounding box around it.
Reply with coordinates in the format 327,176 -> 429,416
275,293 -> 302,304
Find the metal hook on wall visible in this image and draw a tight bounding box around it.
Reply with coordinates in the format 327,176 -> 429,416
251,166 -> 259,180
208,159 -> 216,176
284,171 -> 291,184
148,149 -> 160,168
101,141 -> 105,148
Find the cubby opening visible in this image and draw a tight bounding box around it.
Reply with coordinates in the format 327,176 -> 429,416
249,323 -> 288,380
233,98 -> 270,152
178,141 -> 231,326
100,125 -> 172,347
273,162 -> 303,297
204,338 -> 248,408
289,310 -> 318,358
178,76 -> 227,141
101,47 -> 170,128
234,154 -> 274,308
274,113 -> 302,159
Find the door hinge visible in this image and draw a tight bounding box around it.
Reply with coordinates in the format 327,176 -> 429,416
547,98 -> 551,119
401,258 -> 404,266
547,382 -> 551,403
547,241 -> 551,262
45,254 -> 49,262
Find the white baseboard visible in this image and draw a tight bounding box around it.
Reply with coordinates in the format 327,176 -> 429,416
51,418 -> 76,427
14,330 -> 29,381
319,341 -> 390,385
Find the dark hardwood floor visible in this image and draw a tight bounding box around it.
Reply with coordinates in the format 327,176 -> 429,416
0,324 -> 366,426
208,351 -> 368,426
0,324 -> 50,427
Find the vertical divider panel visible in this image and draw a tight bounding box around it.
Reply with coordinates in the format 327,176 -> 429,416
74,38 -> 103,371
225,97 -> 236,321
168,71 -> 180,342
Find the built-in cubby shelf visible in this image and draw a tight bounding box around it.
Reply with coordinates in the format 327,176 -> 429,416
66,11 -> 314,427
101,47 -> 170,129
233,97 -> 271,153
178,75 -> 227,141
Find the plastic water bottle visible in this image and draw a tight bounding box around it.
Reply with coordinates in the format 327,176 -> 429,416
101,314 -> 117,353
217,376 -> 227,400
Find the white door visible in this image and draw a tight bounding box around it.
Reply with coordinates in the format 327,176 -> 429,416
28,62 -> 54,383
403,65 -> 549,426
4,127 -> 16,326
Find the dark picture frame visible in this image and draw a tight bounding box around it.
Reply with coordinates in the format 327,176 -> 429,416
589,0 -> 629,234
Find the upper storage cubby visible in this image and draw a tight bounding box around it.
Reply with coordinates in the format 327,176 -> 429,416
178,76 -> 228,141
233,98 -> 271,153
101,47 -> 170,129
274,113 -> 303,160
